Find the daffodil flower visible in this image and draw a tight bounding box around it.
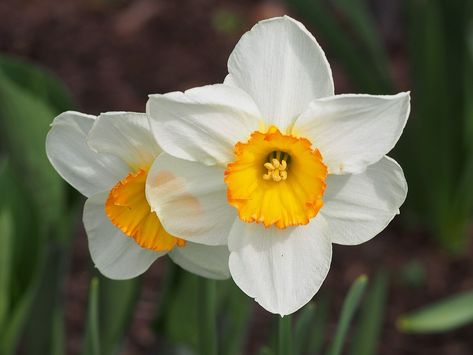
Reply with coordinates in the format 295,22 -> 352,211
46,111 -> 230,280
145,16 -> 409,315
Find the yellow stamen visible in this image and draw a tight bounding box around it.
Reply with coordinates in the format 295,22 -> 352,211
263,156 -> 288,183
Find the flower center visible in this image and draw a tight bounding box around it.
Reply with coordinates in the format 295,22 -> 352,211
263,151 -> 289,182
105,168 -> 186,251
224,126 -> 328,229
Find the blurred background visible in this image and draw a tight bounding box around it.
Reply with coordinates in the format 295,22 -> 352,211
0,0 -> 472,354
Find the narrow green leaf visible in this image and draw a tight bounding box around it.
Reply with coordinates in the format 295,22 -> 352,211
83,278 -> 101,355
332,0 -> 392,89
160,271 -> 199,349
277,315 -> 293,355
0,161 -> 46,354
285,0 -> 390,92
22,245 -> 69,355
51,306 -> 66,355
327,275 -> 368,355
152,259 -> 180,333
258,346 -> 275,355
218,280 -> 252,355
0,207 -> 13,332
99,276 -> 140,355
307,293 -> 330,355
397,289 -> 473,333
293,303 -> 316,355
198,278 -> 217,355
0,248 -> 48,355
350,271 -> 389,355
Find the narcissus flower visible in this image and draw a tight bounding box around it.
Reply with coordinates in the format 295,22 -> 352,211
146,16 -> 409,315
46,111 -> 230,280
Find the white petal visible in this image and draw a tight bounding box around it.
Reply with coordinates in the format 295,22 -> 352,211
295,92 -> 410,174
228,217 -> 332,316
83,192 -> 164,280
87,112 -> 160,170
145,153 -> 235,246
147,84 -> 260,166
169,243 -> 230,280
46,111 -> 129,197
227,16 -> 334,130
321,156 -> 407,245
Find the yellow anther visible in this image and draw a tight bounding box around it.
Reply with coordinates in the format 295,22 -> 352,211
262,154 -> 289,182
280,160 -> 287,171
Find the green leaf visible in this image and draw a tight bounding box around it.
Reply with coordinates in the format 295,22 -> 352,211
218,280 -> 252,355
0,159 -> 48,355
51,306 -> 66,355
99,276 -> 141,355
350,270 -> 389,355
327,275 -> 368,355
332,0 -> 392,89
0,54 -> 74,113
397,289 -> 473,333
285,0 -> 390,93
258,346 -> 275,355
0,204 -> 13,333
198,278 -> 218,355
0,70 -> 65,225
277,315 -> 292,355
0,247 -> 48,355
22,245 -> 69,355
161,270 -> 200,350
83,277 -> 101,355
293,303 -> 315,355
307,293 -> 330,355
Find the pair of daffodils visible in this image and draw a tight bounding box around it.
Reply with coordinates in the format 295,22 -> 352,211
46,16 -> 409,315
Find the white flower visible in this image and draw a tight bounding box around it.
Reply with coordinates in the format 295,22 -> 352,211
46,111 -> 230,280
145,16 -> 409,315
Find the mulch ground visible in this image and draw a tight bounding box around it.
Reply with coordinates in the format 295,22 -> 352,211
2,0 -> 472,354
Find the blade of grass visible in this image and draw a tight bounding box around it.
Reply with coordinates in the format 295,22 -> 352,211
326,275 -> 368,355
350,270 -> 389,355
397,289 -> 473,333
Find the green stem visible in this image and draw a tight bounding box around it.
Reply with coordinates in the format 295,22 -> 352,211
278,315 -> 292,355
198,278 -> 217,355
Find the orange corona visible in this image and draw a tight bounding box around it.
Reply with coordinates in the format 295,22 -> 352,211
224,127 -> 328,229
105,168 -> 186,251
